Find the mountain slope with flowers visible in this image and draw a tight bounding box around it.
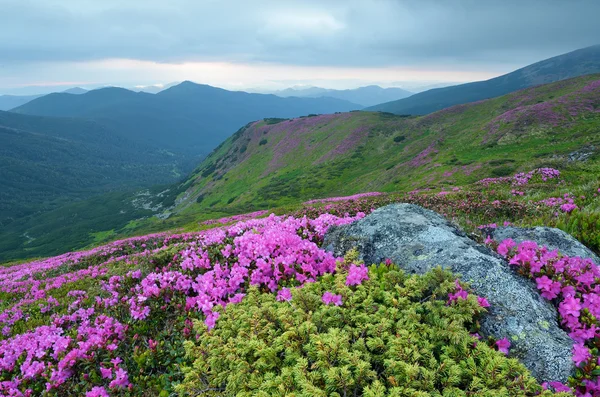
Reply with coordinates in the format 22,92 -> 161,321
159,73 -> 600,230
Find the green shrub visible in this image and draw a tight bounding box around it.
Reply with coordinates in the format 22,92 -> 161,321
556,210 -> 600,254
259,139 -> 268,146
178,266 -> 555,396
393,135 -> 406,143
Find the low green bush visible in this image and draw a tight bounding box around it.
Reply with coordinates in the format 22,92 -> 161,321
556,209 -> 600,254
178,266 -> 559,396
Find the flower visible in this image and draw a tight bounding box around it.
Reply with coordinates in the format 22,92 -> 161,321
322,292 -> 342,306
345,264 -> 369,286
86,386 -> 110,397
573,343 -> 592,367
99,366 -> 112,379
496,338 -> 511,354
276,288 -> 292,302
477,297 -> 490,308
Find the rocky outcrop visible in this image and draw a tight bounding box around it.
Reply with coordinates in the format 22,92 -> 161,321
323,203 -> 574,383
491,226 -> 600,263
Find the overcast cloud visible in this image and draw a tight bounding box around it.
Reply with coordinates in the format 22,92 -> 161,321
1,0 -> 598,93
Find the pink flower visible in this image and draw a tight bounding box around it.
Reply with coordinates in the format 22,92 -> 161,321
109,367 -> 130,389
477,296 -> 490,308
497,239 -> 516,256
496,338 -> 511,354
345,264 -> 369,286
322,292 -> 342,306
448,280 -> 468,303
99,366 -> 112,379
573,343 -> 591,367
86,386 -> 110,397
276,288 -> 292,302
559,296 -> 582,318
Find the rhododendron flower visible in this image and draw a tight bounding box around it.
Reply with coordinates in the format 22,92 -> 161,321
497,239 -> 515,256
542,381 -> 572,393
560,296 -> 582,318
496,338 -> 511,354
345,264 -> 369,286
322,292 -> 342,306
573,343 -> 592,367
448,280 -> 468,303
99,366 -> 112,379
276,288 -> 292,302
109,368 -> 130,389
477,297 -> 490,308
86,386 -> 110,397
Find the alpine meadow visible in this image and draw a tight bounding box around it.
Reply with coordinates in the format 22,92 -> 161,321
1,1 -> 600,396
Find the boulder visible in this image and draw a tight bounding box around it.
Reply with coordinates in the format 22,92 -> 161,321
490,226 -> 600,263
323,203 -> 574,383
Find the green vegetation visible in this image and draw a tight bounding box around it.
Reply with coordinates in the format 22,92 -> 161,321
156,74 -> 600,233
178,264 -> 561,396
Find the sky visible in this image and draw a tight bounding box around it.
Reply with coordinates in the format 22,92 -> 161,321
1,0 -> 599,95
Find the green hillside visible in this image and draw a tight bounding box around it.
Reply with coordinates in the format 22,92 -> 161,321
367,44 -> 600,115
0,110 -> 189,227
163,74 -> 600,228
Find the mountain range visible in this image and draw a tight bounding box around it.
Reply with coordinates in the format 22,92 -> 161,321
0,87 -> 87,111
2,45 -> 600,261
368,44 -> 600,115
12,82 -> 362,156
272,85 -> 413,107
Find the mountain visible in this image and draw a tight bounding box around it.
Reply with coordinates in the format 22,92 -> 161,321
161,74 -> 600,226
367,44 -> 600,115
0,94 -> 44,111
0,110 -> 188,228
3,74 -> 599,261
0,87 -> 87,111
273,85 -> 413,107
12,81 -> 362,156
62,87 -> 88,94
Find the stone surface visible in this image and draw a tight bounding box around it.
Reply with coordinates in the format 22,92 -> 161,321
323,203 -> 574,383
491,226 -> 600,264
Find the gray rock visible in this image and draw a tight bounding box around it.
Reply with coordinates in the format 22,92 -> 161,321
324,203 -> 574,383
491,226 -> 599,263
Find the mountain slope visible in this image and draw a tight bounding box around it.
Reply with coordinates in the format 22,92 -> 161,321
0,110 -> 186,227
367,44 -> 600,115
164,74 -> 600,225
0,88 -> 87,111
0,94 -> 44,111
274,85 -> 413,107
11,81 -> 362,156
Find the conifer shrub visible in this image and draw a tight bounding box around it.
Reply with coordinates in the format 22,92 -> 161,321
178,265 -> 562,396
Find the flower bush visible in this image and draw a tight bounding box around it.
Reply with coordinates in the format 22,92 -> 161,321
491,238 -> 600,396
177,264 -> 563,396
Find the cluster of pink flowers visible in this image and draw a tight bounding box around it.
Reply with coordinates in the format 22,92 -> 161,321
322,292 -> 343,306
495,239 -> 600,396
0,308 -> 129,395
0,209 -> 367,395
537,194 -> 579,214
304,192 -> 382,205
345,264 -> 369,286
477,168 -> 560,187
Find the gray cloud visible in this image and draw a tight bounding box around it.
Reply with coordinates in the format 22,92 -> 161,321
1,0 -> 598,69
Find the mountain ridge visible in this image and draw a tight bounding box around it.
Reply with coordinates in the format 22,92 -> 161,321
367,44 -> 600,114
12,81 -> 362,157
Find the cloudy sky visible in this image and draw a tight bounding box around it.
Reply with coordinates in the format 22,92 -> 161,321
1,0 -> 599,94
